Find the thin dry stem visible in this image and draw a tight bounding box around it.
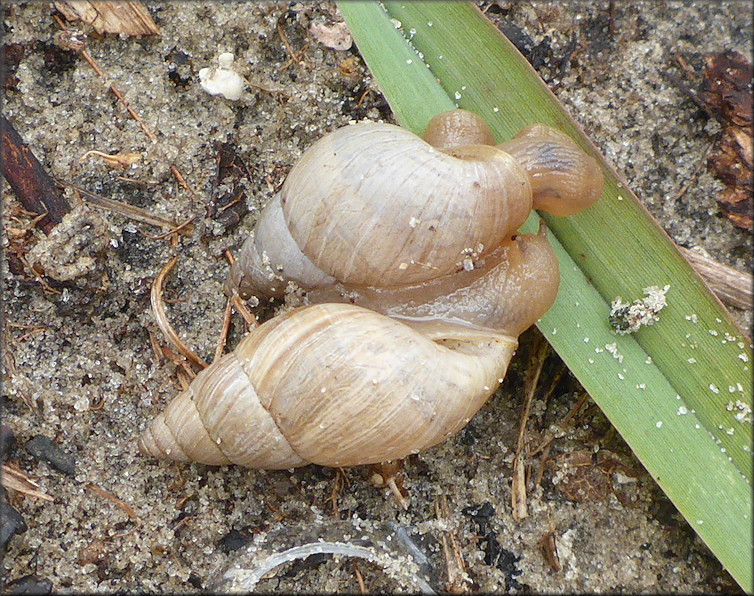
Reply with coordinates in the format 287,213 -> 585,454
85,483 -> 141,522
2,462 -> 54,502
151,256 -> 208,370
512,335 -> 549,521
214,298 -> 234,363
436,494 -> 471,593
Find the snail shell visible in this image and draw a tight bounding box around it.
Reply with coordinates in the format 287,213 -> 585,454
141,110 -> 601,471
225,110 -> 602,300
138,303 -> 517,468
280,123 -> 533,287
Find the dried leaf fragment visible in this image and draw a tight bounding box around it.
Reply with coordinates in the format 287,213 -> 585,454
207,141 -> 252,231
699,50 -> 753,230
54,1 -> 160,37
310,20 -> 353,51
548,449 -> 634,503
1,462 -> 54,502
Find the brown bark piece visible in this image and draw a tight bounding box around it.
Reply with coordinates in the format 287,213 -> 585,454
207,141 -> 251,232
699,50 -> 753,230
54,1 -> 161,37
0,114 -> 71,235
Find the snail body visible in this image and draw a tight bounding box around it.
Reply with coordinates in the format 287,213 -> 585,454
142,110 -> 603,470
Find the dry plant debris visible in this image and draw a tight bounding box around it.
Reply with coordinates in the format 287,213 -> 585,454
53,1 -> 160,37
700,50 -> 753,230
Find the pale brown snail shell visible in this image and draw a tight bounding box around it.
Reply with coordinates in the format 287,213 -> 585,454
140,110 -> 602,470
224,110 -> 602,299
138,303 -> 518,468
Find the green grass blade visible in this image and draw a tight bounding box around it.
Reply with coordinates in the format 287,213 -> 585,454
339,1 -> 753,590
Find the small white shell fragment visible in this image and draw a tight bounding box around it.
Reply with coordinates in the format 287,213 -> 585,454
199,53 -> 245,101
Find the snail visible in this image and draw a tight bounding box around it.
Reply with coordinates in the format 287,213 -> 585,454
224,110 -> 602,299
139,110 -> 603,469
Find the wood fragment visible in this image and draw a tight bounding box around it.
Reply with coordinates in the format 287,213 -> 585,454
224,250 -> 260,328
80,149 -> 141,169
512,335 -> 549,521
436,494 -> 471,593
151,256 -> 209,370
54,1 -> 161,37
277,21 -> 302,66
213,298 -> 234,363
1,114 -> 71,234
60,179 -> 187,231
53,14 -> 157,142
140,216 -> 195,241
680,247 -> 753,311
352,560 -> 367,594
85,483 -> 140,521
672,142 -> 713,202
170,165 -> 197,197
168,462 -> 185,491
538,531 -> 562,572
1,462 -> 54,502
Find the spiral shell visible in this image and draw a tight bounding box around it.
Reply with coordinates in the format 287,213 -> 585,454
138,303 -> 516,468
225,111 -> 602,300
141,110 -> 603,471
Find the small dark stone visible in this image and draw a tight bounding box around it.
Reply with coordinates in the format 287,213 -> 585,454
5,574 -> 53,594
462,501 -> 495,533
187,573 -> 203,589
25,435 -> 75,476
218,528 -> 253,553
0,425 -> 15,461
1,487 -> 27,559
481,531 -> 522,589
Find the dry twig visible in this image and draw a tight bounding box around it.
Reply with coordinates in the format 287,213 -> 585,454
512,335 -> 549,521
436,494 -> 471,593
85,482 -> 140,522
1,462 -> 54,502
680,247 -> 753,312
151,256 -> 209,370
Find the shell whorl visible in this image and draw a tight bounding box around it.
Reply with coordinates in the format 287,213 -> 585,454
280,122 -> 532,287
138,303 -> 516,468
142,110 -> 603,471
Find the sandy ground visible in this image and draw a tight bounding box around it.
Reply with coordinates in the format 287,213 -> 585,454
1,1 -> 751,593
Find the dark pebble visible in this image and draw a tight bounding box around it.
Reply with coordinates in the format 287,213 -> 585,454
5,574 -> 53,594
24,435 -> 75,476
0,425 -> 15,461
462,501 -> 495,533
1,487 -> 27,563
217,528 -> 253,553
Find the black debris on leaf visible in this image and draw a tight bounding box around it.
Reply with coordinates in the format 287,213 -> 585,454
24,435 -> 75,476
207,141 -> 252,232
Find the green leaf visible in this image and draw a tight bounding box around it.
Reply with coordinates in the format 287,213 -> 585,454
339,1 -> 753,590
